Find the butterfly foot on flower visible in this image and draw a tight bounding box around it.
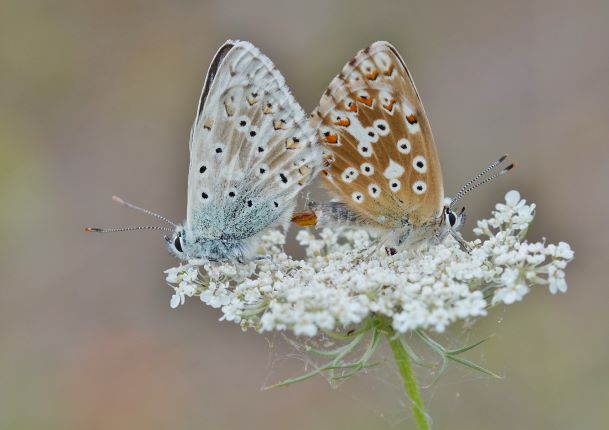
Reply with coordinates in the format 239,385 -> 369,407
449,230 -> 473,253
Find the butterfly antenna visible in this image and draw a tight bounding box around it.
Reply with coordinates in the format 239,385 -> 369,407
451,155 -> 507,204
85,225 -> 173,233
450,160 -> 515,207
111,195 -> 177,227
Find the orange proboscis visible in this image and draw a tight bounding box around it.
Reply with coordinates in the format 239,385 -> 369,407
334,118 -> 350,127
291,210 -> 318,227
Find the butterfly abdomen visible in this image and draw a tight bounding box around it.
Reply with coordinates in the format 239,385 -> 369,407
292,202 -> 378,228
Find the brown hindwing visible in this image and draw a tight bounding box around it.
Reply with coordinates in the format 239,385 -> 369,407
311,41 -> 444,228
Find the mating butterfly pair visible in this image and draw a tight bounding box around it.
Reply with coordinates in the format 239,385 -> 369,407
87,40 -> 512,262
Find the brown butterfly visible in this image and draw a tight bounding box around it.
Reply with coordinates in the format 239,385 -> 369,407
292,41 -> 513,252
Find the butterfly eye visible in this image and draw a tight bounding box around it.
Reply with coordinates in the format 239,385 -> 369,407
445,209 -> 457,227
174,236 -> 183,253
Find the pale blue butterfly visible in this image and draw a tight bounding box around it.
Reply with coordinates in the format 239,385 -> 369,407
87,40 -> 322,263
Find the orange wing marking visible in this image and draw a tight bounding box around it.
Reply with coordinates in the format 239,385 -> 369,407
322,131 -> 338,144
334,118 -> 350,127
383,98 -> 397,112
356,95 -> 373,106
366,70 -> 379,81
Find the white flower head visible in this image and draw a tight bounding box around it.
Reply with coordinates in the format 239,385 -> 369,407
164,191 -> 573,335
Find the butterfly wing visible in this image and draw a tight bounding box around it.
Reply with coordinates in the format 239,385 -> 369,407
311,41 -> 444,228
187,40 -> 321,240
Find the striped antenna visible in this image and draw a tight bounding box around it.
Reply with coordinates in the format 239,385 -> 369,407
111,195 -> 177,227
85,226 -> 173,233
450,155 -> 515,207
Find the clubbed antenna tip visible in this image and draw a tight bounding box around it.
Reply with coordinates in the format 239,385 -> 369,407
503,163 -> 515,172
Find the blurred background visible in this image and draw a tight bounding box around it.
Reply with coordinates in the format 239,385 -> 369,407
1,0 -> 608,428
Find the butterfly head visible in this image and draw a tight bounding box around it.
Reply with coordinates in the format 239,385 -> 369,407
165,224 -> 252,263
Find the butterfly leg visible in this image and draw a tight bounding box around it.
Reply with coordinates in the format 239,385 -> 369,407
450,230 -> 472,253
361,229 -> 395,259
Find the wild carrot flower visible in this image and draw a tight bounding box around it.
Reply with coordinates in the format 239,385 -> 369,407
165,190 -> 572,335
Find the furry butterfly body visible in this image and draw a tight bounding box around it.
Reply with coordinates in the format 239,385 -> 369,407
293,41 -> 512,250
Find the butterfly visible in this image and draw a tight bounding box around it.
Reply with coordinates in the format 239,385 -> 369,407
292,41 -> 513,252
87,40 -> 322,263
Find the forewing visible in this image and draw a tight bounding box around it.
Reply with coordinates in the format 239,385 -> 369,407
187,40 -> 321,239
311,41 -> 444,228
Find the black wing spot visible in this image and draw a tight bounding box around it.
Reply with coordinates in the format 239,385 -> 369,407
258,146 -> 264,153
247,200 -> 253,207
273,201 -> 279,208
249,130 -> 257,137
228,191 -> 235,197
279,173 -> 288,183
259,167 -> 266,174
416,161 -> 424,168
239,120 -> 247,127
199,165 -> 207,174
201,192 -> 209,199
215,147 -> 223,154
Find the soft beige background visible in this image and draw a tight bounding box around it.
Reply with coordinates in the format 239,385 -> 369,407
1,0 -> 608,429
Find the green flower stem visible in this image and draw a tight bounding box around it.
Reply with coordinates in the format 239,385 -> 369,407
385,325 -> 430,430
